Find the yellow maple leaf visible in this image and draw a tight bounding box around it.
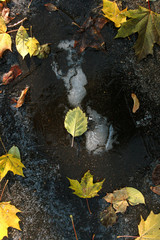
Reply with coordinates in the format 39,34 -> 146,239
0,202 -> 21,240
0,146 -> 25,181
102,0 -> 127,28
0,16 -> 12,58
25,37 -> 40,57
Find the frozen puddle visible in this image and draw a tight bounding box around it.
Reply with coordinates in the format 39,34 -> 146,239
52,40 -> 117,153
52,40 -> 87,106
86,107 -> 117,154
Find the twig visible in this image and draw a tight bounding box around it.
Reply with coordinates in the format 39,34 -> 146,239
6,29 -> 19,34
71,136 -> 74,147
86,198 -> 92,214
0,137 -> 8,155
0,180 -> 9,201
8,17 -> 27,28
70,215 -> 78,240
28,0 -> 33,8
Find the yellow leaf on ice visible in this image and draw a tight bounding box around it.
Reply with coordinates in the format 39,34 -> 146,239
16,26 -> 29,59
64,107 -> 88,147
25,37 -> 40,57
0,146 -> 25,181
0,202 -> 21,240
102,0 -> 127,28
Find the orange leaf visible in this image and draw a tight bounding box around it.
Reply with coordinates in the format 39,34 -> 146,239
14,86 -> 29,108
44,3 -> 58,11
150,185 -> 160,196
2,65 -> 22,85
131,93 -> 140,113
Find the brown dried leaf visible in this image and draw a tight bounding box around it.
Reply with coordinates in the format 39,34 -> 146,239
100,205 -> 117,227
74,16 -> 108,53
131,93 -> 140,113
14,86 -> 29,108
152,164 -> 160,185
44,3 -> 58,11
2,65 -> 22,85
1,7 -> 13,24
150,185 -> 160,196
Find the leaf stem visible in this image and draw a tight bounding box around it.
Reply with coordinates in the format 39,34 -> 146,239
6,29 -> 19,34
71,136 -> 74,147
118,235 -> 138,239
0,180 -> 9,201
70,215 -> 78,240
148,0 -> 151,11
92,234 -> 95,240
86,198 -> 92,214
0,137 -> 8,155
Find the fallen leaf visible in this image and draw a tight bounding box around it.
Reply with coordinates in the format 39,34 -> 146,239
45,3 -> 58,11
25,37 -> 40,57
14,86 -> 29,108
100,205 -> 117,227
115,6 -> 160,61
37,43 -> 50,59
2,64 -> 22,85
67,170 -> 105,198
0,146 -> 25,181
104,187 -> 145,213
131,93 -> 140,113
136,211 -> 160,240
74,16 -> 107,53
0,202 -> 21,240
0,16 -> 12,57
150,185 -> 160,196
16,25 -> 29,59
1,7 -> 13,24
64,107 -> 88,147
152,164 -> 160,185
102,0 -> 127,27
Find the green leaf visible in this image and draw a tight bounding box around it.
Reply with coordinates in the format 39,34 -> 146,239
64,107 -> 88,147
115,6 -> 160,61
67,170 -> 105,198
25,37 -> 40,57
102,0 -> 127,28
16,26 -> 29,59
0,146 -> 25,181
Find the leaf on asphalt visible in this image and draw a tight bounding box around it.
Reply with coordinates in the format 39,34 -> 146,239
104,187 -> 145,213
100,205 -> 117,227
131,93 -> 140,113
150,185 -> 160,196
136,211 -> 160,240
14,86 -> 29,108
45,3 -> 58,11
115,6 -> 160,61
0,202 -> 21,240
0,146 -> 25,180
67,170 -> 105,198
1,7 -> 13,24
102,0 -> 127,28
0,16 -> 11,57
16,25 -> 29,59
64,107 -> 88,146
37,43 -> 50,59
74,16 -> 108,53
25,37 -> 40,57
2,64 -> 22,85
8,145 -> 21,159
152,164 -> 160,185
